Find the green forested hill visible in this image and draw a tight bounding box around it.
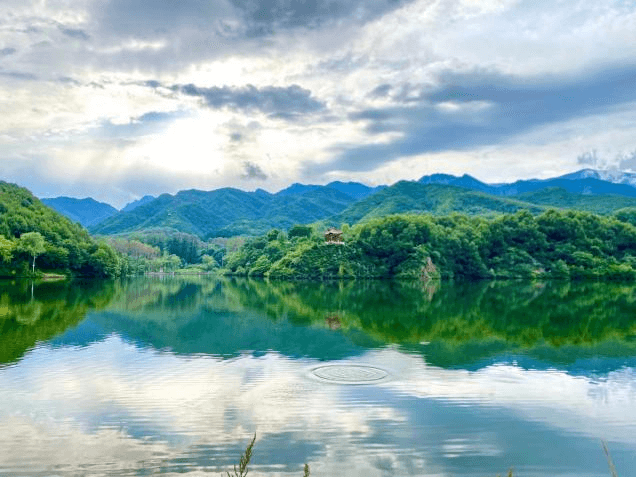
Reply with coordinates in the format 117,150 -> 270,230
329,182 -> 636,227
90,180 -> 636,239
330,181 -> 545,225
510,187 -> 636,214
91,187 -> 358,238
0,182 -> 122,277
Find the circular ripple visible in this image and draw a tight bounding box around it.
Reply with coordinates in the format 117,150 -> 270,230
311,364 -> 389,384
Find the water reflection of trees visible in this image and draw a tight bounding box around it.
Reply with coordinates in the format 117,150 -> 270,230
225,279 -> 636,347
3,277 -> 636,367
0,279 -> 116,364
104,278 -> 636,362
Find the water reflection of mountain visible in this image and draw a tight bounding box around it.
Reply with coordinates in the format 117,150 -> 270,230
82,277 -> 636,368
0,279 -> 116,364
84,278 -> 381,361
3,277 -> 636,369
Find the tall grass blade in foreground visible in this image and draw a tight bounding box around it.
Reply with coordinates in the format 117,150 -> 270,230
602,440 -> 619,477
227,434 -> 256,477
227,435 -> 310,477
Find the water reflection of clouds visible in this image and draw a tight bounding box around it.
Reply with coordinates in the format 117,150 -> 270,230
0,339 -> 635,475
376,350 -> 636,444
0,336 -> 411,475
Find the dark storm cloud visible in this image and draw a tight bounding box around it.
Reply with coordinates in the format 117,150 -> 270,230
311,64 -> 636,173
242,161 -> 267,180
176,83 -> 326,118
0,48 -> 17,56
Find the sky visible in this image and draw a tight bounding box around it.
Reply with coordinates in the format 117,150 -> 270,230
1,0 -> 636,208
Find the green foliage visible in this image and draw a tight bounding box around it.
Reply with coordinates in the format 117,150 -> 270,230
18,231 -> 46,273
101,230 -> 228,274
0,236 -> 16,264
225,208 -> 636,281
227,434 -> 255,477
249,255 -> 271,277
613,207 -> 636,227
0,279 -> 117,364
331,181 -> 545,225
288,224 -> 313,239
0,182 -> 123,277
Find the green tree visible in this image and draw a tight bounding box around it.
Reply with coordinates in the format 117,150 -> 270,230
288,224 -> 313,239
0,236 -> 15,264
19,232 -> 46,274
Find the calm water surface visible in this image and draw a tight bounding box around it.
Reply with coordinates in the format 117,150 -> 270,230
1,277 -> 635,476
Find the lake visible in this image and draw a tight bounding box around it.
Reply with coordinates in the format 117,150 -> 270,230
1,277 -> 635,476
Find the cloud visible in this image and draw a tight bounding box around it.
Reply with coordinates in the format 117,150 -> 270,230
94,0 -> 238,39
578,149 -> 636,172
226,0 -> 417,35
2,0 -> 636,199
311,64 -> 636,173
368,84 -> 392,98
242,161 -> 267,180
176,83 -> 326,119
59,27 -> 90,41
0,69 -> 38,80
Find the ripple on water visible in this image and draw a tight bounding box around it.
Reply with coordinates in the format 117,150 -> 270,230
311,364 -> 389,384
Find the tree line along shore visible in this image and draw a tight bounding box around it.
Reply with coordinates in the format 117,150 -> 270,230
3,181 -> 636,280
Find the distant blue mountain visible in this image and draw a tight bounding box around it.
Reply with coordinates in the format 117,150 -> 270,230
418,170 -> 636,198
418,173 -> 492,193
326,181 -> 387,199
557,168 -> 636,187
277,181 -> 385,200
121,195 -> 155,212
491,177 -> 636,197
276,183 -> 322,196
41,197 -> 118,227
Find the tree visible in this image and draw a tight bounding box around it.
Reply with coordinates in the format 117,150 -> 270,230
0,236 -> 15,264
288,224 -> 312,239
19,232 -> 46,274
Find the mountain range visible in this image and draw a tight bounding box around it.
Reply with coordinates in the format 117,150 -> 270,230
41,197 -> 118,228
37,169 -> 636,238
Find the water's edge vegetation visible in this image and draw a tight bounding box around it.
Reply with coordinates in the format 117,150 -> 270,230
225,210 -> 636,280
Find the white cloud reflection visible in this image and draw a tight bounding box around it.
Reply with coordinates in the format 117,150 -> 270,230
1,338 -> 635,476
